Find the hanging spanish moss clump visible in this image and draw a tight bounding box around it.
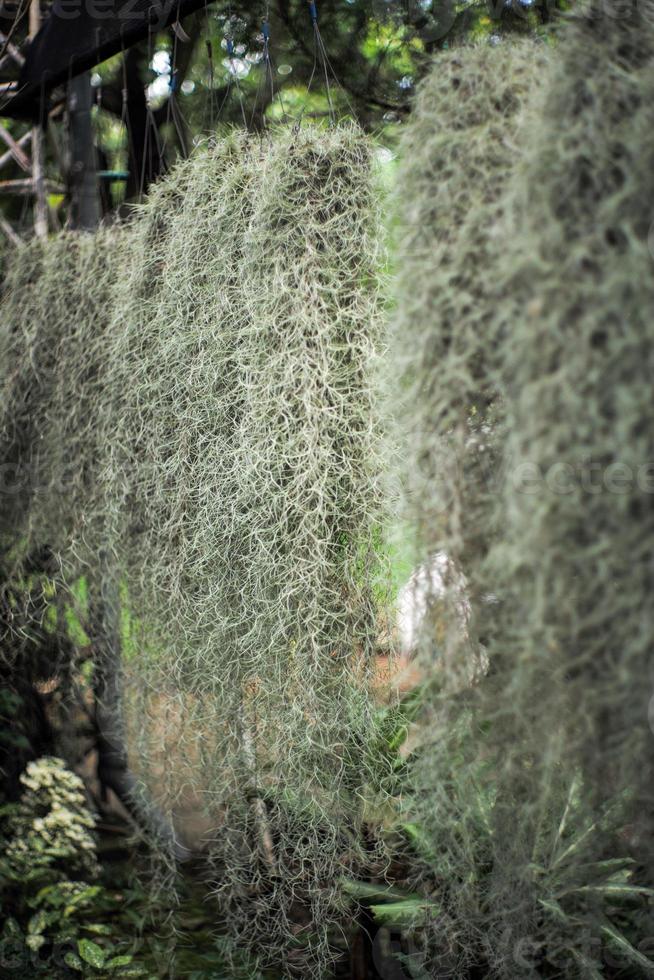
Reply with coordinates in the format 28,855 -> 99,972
0,239 -> 48,544
393,13 -> 654,978
0,126 -> 386,977
486,2 -> 654,969
389,40 -> 552,973
390,39 -> 548,686
105,127 -> 386,976
0,229 -> 124,560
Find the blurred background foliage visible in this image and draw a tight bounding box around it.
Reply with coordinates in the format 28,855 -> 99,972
0,0 -> 563,226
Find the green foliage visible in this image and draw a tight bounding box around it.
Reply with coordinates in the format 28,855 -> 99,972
0,757 -> 252,977
0,758 -> 144,977
391,37 -> 547,588
0,687 -> 30,754
391,8 -> 654,978
0,126 -> 385,977
4,9 -> 650,977
0,880 -> 152,977
342,877 -> 437,928
2,757 -> 99,882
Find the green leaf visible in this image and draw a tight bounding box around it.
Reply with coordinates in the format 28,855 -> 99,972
26,934 -> 46,951
27,910 -> 48,935
537,898 -> 572,924
552,820 -> 598,868
341,878 -> 420,902
370,898 -> 434,926
83,923 -> 114,935
105,954 -> 133,968
32,884 -> 64,908
77,938 -> 106,969
2,917 -> 22,938
0,732 -> 31,749
579,858 -> 636,881
64,885 -> 103,916
387,723 -> 410,753
64,951 -> 84,972
602,867 -> 637,885
554,777 -> 581,847
401,822 -> 438,862
601,923 -> 654,975
566,884 -> 654,900
581,858 -> 635,875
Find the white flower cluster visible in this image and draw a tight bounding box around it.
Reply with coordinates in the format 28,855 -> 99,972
5,756 -> 99,879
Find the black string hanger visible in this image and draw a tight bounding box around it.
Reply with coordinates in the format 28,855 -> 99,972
302,0 -> 358,129
222,24 -> 248,127
249,4 -> 287,131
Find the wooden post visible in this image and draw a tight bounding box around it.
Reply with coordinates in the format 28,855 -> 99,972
0,212 -> 22,247
67,72 -> 100,231
0,178 -> 63,194
0,30 -> 25,69
29,0 -> 48,239
0,124 -> 32,172
0,131 -> 32,172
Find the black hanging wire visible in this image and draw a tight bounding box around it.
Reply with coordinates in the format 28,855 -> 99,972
309,1 -> 334,124
13,75 -> 36,232
16,74 -> 40,230
249,5 -> 287,132
93,27 -> 103,116
249,13 -> 270,129
300,0 -> 357,127
164,12 -> 179,138
170,79 -> 189,158
91,30 -> 110,217
0,0 -> 27,68
139,20 -> 165,198
223,33 -> 248,127
119,31 -> 137,201
0,0 -> 28,114
36,70 -> 48,232
203,0 -> 215,135
198,2 -> 232,133
66,53 -> 75,228
161,3 -> 190,161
